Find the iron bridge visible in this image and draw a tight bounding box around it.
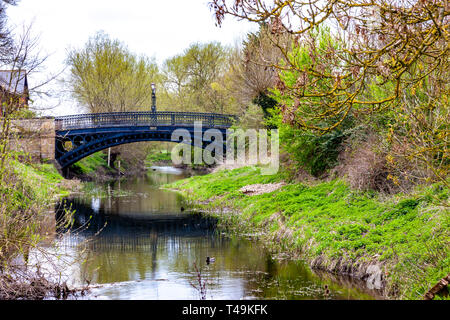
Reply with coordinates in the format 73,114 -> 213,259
55,111 -> 237,169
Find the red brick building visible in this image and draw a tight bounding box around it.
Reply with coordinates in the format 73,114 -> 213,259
0,70 -> 29,117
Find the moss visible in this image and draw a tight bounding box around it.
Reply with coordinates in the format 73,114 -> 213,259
166,166 -> 449,299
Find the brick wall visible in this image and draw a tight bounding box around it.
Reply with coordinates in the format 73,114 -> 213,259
8,118 -> 55,161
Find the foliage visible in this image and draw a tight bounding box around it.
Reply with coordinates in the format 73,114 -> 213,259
252,92 -> 277,120
227,24 -> 287,121
237,103 -> 266,130
0,2 -> 83,299
66,31 -> 159,113
212,0 -> 448,129
145,149 -> 172,164
8,107 -> 37,119
0,0 -> 17,59
265,28 -> 353,176
70,151 -> 109,176
211,0 -> 450,186
162,42 -> 233,113
0,159 -> 81,299
279,124 -> 349,177
386,80 -> 449,186
66,32 -> 162,167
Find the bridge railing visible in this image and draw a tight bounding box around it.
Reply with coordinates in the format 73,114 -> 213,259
55,111 -> 237,130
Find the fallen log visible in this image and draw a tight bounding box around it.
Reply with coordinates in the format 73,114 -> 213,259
424,273 -> 450,300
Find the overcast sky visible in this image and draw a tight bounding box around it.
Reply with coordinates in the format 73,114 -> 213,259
7,0 -> 257,115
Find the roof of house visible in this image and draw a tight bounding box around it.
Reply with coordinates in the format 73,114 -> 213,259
0,70 -> 28,95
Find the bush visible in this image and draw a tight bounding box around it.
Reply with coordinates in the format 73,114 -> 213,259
267,108 -> 351,177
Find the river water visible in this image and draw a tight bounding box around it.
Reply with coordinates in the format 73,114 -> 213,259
54,166 -> 382,300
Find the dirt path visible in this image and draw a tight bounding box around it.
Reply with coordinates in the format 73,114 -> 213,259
239,182 -> 285,196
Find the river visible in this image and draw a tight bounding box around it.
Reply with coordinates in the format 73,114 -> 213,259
53,166 -> 382,300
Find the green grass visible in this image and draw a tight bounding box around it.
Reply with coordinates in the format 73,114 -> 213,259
145,149 -> 172,164
70,151 -> 109,175
12,160 -> 69,201
166,166 -> 449,299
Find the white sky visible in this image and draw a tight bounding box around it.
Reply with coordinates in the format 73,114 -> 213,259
7,0 -> 257,116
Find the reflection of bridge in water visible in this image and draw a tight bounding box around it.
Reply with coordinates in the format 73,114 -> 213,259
54,196 -> 227,288
54,111 -> 237,169
56,198 -> 219,251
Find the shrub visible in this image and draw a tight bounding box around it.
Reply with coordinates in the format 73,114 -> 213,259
267,108 -> 351,177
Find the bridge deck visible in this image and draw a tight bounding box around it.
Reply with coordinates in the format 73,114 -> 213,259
55,111 -> 236,131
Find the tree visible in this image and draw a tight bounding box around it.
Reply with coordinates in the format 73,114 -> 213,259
211,0 -> 448,129
66,32 -> 159,113
0,0 -> 18,61
210,0 -> 449,186
228,24 -> 288,121
162,42 -> 231,113
161,54 -> 191,111
1,22 -> 57,169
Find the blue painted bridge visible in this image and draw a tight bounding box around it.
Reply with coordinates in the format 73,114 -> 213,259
55,111 -> 236,169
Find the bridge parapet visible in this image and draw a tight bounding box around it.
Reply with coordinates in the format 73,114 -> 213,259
55,111 -> 237,131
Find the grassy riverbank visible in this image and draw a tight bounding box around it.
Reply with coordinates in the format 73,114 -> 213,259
68,151 -> 117,181
12,161 -> 77,200
165,166 -> 449,300
0,159 -> 81,299
145,149 -> 172,165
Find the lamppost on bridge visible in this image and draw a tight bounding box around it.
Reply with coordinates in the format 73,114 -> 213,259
151,82 -> 157,112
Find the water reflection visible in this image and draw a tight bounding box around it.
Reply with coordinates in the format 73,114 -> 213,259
56,167 -> 382,300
